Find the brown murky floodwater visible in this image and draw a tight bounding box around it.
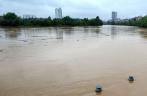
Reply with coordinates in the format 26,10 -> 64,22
0,25 -> 147,96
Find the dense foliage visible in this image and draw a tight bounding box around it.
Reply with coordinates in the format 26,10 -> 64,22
0,12 -> 103,26
114,16 -> 147,28
0,12 -> 21,26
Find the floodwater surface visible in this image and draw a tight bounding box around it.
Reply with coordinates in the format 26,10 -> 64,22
0,25 -> 147,96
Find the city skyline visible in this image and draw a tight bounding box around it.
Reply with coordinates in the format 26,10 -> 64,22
0,0 -> 146,20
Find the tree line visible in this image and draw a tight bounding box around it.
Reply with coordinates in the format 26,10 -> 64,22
0,12 -> 103,26
113,16 -> 147,28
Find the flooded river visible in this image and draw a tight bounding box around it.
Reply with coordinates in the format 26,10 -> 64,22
0,25 -> 147,96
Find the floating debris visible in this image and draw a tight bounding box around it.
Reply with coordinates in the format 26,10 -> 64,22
95,86 -> 102,92
0,56 -> 8,62
0,49 -> 4,52
128,76 -> 134,81
18,40 -> 27,42
24,40 -> 27,42
30,43 -> 33,44
31,36 -> 48,37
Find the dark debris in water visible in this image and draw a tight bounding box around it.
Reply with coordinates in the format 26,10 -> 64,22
23,40 -> 27,42
0,56 -> 8,62
18,40 -> 27,42
30,43 -> 33,44
8,46 -> 22,48
31,36 -> 48,37
0,49 -> 4,52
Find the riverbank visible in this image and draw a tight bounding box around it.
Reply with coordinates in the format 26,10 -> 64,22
113,16 -> 147,28
0,12 -> 103,27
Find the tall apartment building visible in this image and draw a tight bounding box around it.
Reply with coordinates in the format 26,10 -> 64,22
55,8 -> 59,18
55,8 -> 62,19
112,11 -> 117,21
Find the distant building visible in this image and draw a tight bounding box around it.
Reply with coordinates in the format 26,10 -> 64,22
55,8 -> 62,19
58,8 -> 62,19
55,8 -> 59,18
73,18 -> 83,21
0,16 -> 3,20
112,11 -> 117,21
131,16 -> 142,21
23,14 -> 36,19
114,18 -> 121,22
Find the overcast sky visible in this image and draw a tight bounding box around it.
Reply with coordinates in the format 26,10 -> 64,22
0,0 -> 146,20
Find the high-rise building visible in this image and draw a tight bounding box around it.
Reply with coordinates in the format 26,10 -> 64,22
55,8 -> 62,19
112,11 -> 117,21
58,8 -> 62,19
55,8 -> 59,18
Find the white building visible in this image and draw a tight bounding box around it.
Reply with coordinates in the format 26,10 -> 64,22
55,8 -> 59,18
55,8 -> 62,19
58,8 -> 62,19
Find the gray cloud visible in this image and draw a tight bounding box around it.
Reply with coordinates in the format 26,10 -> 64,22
0,0 -> 146,20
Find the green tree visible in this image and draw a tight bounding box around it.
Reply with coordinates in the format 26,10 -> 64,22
81,18 -> 89,26
1,12 -> 21,26
89,16 -> 103,26
62,16 -> 75,26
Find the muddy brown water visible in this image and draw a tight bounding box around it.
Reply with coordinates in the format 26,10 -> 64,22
0,25 -> 147,96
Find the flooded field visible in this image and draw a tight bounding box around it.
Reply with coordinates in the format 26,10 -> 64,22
0,25 -> 147,96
